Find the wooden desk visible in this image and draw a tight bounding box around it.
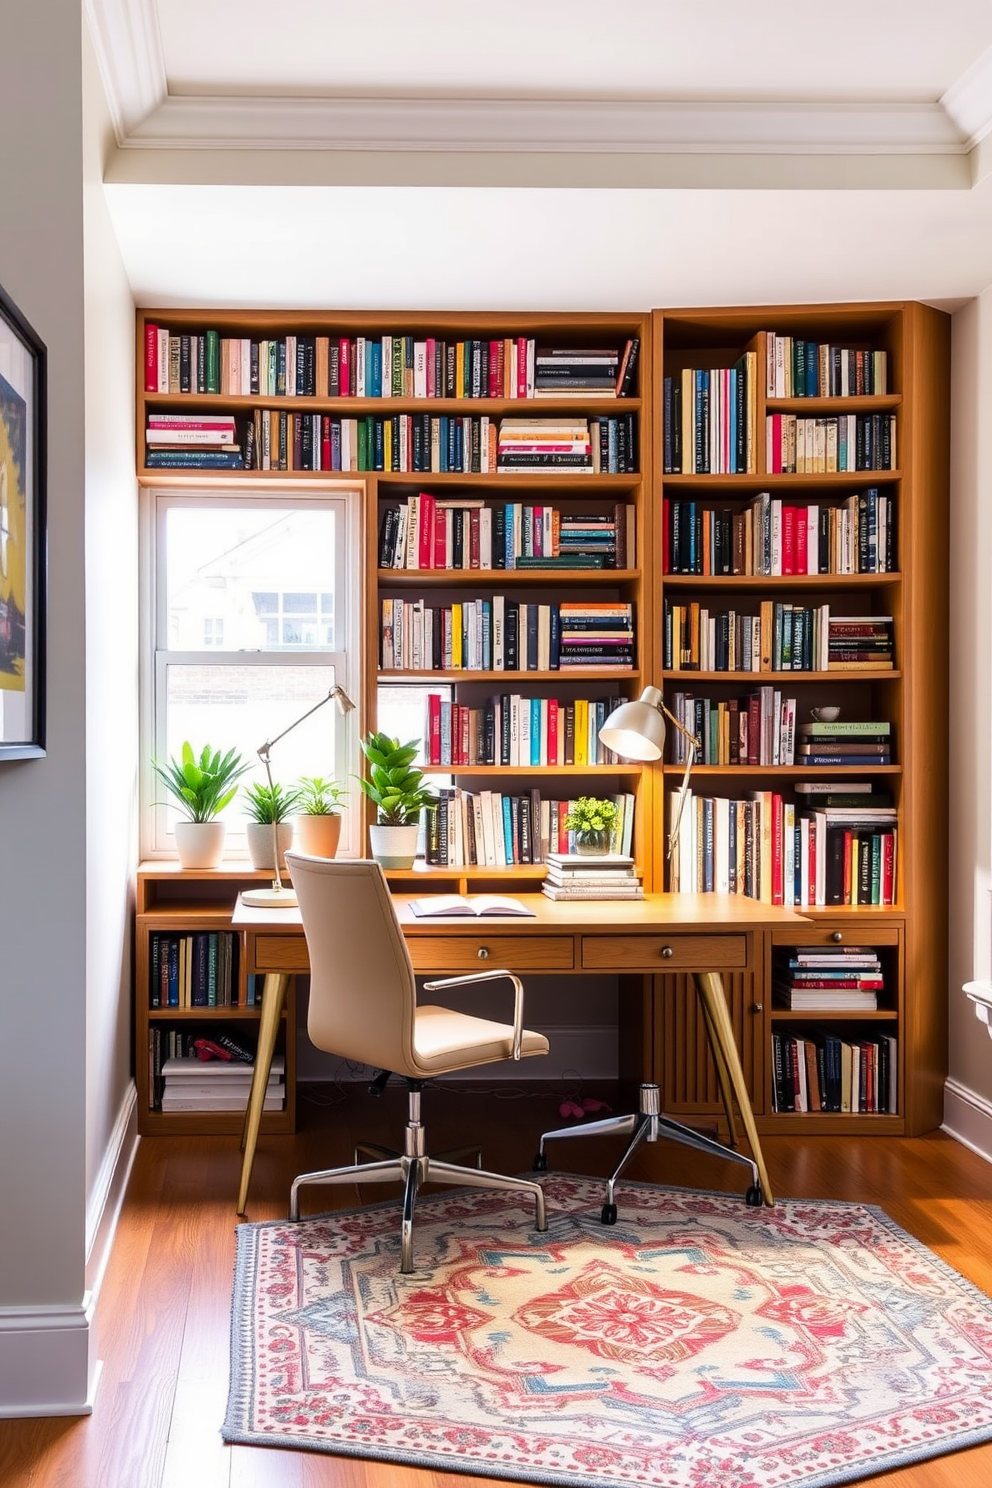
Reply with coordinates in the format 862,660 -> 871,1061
232,892 -> 811,1215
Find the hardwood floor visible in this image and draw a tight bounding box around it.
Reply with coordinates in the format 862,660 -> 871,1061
3,1078 -> 992,1488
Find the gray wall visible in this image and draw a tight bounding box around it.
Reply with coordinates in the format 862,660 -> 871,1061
0,3 -> 137,1414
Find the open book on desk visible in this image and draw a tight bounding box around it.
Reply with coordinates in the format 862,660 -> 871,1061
408,895 -> 536,918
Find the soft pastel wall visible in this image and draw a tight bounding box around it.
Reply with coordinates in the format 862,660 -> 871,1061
0,2 -> 137,1415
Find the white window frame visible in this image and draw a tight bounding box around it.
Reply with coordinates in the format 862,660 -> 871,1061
139,481 -> 365,860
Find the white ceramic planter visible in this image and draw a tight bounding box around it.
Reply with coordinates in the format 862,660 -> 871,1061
294,814 -> 342,859
174,820 -> 226,869
245,820 -> 295,871
369,823 -> 420,869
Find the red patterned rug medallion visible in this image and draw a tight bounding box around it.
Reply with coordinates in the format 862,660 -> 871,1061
224,1176 -> 992,1487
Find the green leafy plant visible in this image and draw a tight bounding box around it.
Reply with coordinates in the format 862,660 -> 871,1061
295,775 -> 348,816
152,742 -> 249,823
358,731 -> 437,826
242,779 -> 302,824
563,796 -> 620,836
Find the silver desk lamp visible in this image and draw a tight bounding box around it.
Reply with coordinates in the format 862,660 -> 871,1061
241,683 -> 356,908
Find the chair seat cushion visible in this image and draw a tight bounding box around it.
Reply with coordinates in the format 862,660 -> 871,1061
413,1004 -> 549,1074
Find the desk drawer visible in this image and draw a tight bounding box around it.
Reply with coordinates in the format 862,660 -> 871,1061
581,933 -> 748,972
252,936 -> 311,974
409,936 -> 574,973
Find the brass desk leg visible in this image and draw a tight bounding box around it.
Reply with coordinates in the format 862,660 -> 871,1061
237,972 -> 290,1216
693,971 -> 774,1207
696,991 -> 740,1148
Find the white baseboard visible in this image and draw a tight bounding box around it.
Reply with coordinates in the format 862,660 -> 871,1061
0,1084 -> 138,1418
943,1077 -> 992,1165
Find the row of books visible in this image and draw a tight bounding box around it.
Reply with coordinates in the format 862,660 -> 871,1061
542,852 -> 643,902
773,947 -> 884,1011
765,336 -> 888,399
144,326 -> 640,401
771,1030 -> 897,1114
667,785 -> 898,906
143,411 -> 640,475
496,417 -> 638,473
662,355 -> 759,474
378,496 -> 635,572
669,700 -> 892,769
424,791 -> 635,867
663,489 -> 895,577
148,931 -> 242,1009
424,692 -> 631,767
380,598 -> 635,673
766,412 -> 897,474
662,602 -> 893,674
668,687 -> 798,767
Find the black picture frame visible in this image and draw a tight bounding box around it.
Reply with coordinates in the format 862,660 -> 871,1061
0,279 -> 46,759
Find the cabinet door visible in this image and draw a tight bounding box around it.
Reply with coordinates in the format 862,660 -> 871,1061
655,969 -> 764,1118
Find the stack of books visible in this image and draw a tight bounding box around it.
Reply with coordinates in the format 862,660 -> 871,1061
542,852 -> 643,901
795,719 -> 892,766
145,413 -> 243,469
160,1054 -> 285,1113
773,946 -> 884,1011
557,602 -> 634,669
534,347 -> 620,396
496,418 -> 593,472
827,616 -> 894,670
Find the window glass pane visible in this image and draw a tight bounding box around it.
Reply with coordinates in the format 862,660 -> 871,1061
162,662 -> 347,834
164,507 -> 336,651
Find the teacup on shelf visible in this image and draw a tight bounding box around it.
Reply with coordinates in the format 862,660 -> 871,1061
811,706 -> 841,723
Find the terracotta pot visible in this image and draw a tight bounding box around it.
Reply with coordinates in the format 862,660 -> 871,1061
245,820 -> 295,871
368,823 -> 420,870
174,820 -> 226,869
293,814 -> 342,859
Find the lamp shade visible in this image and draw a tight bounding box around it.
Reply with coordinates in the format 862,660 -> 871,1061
599,686 -> 667,761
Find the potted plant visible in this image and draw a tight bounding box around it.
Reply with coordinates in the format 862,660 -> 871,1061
563,795 -> 620,856
293,775 -> 348,858
152,742 -> 249,868
242,779 -> 301,870
358,731 -> 437,869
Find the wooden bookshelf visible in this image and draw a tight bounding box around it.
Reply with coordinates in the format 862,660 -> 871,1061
651,302 -> 949,1135
135,863 -> 297,1136
134,302 -> 949,1139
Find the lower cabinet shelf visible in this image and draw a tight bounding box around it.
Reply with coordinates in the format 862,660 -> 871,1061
135,866 -> 299,1137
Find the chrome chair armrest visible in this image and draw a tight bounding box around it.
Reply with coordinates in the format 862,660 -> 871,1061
422,969 -> 525,1059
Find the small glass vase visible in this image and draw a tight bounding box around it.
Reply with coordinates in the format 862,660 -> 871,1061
574,829 -> 611,856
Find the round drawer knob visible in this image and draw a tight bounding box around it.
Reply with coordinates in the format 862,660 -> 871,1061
751,1001 -> 763,1013
660,945 -> 674,958
477,946 -> 490,960
831,931 -> 844,943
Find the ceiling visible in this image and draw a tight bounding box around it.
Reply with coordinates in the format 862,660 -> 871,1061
88,0 -> 992,311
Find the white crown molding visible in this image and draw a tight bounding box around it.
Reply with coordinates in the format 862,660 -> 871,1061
941,43 -> 992,149
84,0 -> 166,142
123,94 -> 967,156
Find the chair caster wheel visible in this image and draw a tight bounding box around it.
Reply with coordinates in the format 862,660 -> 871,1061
745,1184 -> 763,1207
601,1203 -> 617,1226
532,1152 -> 548,1172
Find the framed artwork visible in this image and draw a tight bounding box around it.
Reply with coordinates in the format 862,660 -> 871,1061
0,279 -> 46,759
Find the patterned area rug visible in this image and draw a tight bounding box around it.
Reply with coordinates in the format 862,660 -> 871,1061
224,1176 -> 992,1487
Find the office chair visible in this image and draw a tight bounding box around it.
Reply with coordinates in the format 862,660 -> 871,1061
534,975 -> 764,1224
284,853 -> 550,1272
